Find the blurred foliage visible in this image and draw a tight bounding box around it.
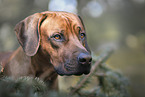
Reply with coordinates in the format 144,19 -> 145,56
96,64 -> 130,97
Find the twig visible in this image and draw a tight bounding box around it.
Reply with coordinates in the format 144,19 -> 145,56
69,48 -> 113,95
95,72 -> 106,77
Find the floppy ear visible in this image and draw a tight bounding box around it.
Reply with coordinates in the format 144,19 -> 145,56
14,13 -> 47,56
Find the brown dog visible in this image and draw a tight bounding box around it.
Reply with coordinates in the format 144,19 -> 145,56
0,11 -> 92,90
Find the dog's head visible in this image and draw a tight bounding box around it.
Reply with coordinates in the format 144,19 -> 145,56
15,11 -> 92,76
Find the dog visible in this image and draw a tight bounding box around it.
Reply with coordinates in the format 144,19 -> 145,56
0,11 -> 92,90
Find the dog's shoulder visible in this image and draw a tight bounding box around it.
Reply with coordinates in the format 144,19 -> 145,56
0,52 -> 13,67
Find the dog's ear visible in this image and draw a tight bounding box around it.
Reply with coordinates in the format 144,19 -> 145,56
77,15 -> 85,30
15,13 -> 47,56
78,15 -> 91,53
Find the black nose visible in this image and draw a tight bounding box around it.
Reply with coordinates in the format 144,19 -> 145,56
78,53 -> 92,65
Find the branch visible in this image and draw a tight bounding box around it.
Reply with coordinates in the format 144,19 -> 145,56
69,48 -> 113,95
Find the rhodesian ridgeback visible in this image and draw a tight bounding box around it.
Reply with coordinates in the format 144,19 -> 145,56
0,11 -> 92,90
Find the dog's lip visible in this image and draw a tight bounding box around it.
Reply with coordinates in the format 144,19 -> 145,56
64,65 -> 90,75
64,63 -> 76,71
56,62 -> 91,76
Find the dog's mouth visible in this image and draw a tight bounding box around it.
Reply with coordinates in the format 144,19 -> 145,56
55,62 -> 91,76
64,63 -> 77,71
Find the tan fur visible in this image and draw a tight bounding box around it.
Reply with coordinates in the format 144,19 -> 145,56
0,11 -> 91,90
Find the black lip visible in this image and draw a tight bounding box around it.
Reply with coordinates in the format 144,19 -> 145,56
57,71 -> 90,76
64,63 -> 76,71
56,62 -> 91,76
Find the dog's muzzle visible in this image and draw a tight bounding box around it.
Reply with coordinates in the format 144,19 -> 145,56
56,52 -> 92,76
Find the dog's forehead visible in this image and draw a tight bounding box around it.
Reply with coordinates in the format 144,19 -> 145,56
44,12 -> 82,26
41,12 -> 85,36
42,11 -> 79,20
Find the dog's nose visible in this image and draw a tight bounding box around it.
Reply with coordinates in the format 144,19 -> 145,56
78,53 -> 92,65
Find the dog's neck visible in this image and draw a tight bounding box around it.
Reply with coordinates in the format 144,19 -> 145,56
31,47 -> 58,90
3,47 -> 58,90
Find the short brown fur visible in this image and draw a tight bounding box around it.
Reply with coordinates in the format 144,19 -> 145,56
0,11 -> 92,90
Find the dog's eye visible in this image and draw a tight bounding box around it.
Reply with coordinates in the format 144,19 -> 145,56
80,33 -> 85,39
53,34 -> 62,40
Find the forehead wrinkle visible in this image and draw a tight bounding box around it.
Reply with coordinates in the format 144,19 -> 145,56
42,15 -> 69,37
41,13 -> 82,39
61,14 -> 80,38
61,15 -> 72,32
58,15 -> 71,39
61,16 -> 70,32
72,24 -> 78,36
